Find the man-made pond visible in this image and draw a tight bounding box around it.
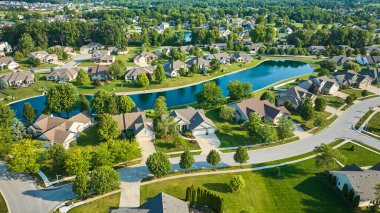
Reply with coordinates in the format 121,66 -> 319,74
184,32 -> 191,42
10,60 -> 313,122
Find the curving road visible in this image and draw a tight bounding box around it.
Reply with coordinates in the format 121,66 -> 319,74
1,96 -> 379,213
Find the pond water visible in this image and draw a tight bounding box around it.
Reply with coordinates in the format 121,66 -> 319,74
184,32 -> 192,42
10,60 -> 313,123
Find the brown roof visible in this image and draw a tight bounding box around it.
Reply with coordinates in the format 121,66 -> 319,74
168,107 -> 216,131
68,110 -> 92,124
229,98 -> 289,120
0,56 -> 15,65
33,114 -> 67,133
112,112 -> 153,135
1,71 -> 34,83
90,64 -> 109,75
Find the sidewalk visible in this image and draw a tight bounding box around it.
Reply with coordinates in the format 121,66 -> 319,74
119,182 -> 140,207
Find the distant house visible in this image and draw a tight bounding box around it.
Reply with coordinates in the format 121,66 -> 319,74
356,55 -> 380,66
154,46 -> 172,56
0,56 -> 19,70
92,50 -> 115,64
159,22 -> 170,31
27,111 -> 94,149
285,27 -> 293,35
80,42 -> 104,53
277,45 -> 295,49
220,29 -> 232,38
163,60 -> 188,77
125,66 -> 154,81
299,76 -> 340,95
208,43 -> 227,51
134,52 -> 158,65
364,46 -> 380,54
333,70 -> 372,89
361,68 -> 380,82
248,43 -> 265,54
179,45 -> 194,53
330,163 -> 380,207
206,52 -> 231,65
51,45 -> 73,53
1,71 -> 34,87
165,107 -> 216,136
230,52 -> 252,63
330,56 -> 353,66
0,41 -> 12,53
186,57 -> 210,73
46,67 -> 78,82
338,45 -> 353,52
277,86 -> 316,109
112,112 -> 155,142
28,51 -> 58,64
89,64 -> 110,80
308,46 -> 326,54
228,98 -> 289,124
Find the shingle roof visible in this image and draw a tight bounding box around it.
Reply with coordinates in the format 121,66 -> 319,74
168,107 -> 216,131
90,64 -> 109,76
1,71 -> 34,84
186,57 -> 210,68
0,56 -> 15,65
112,112 -> 153,135
140,192 -> 189,213
47,67 -> 78,81
125,67 -> 154,78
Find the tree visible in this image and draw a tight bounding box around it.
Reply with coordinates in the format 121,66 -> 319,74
22,103 -> 36,124
73,172 -> 89,199
46,83 -> 77,116
210,58 -> 221,71
277,117 -> 295,140
108,60 -> 127,79
260,91 -> 275,104
299,98 -> 315,121
361,90 -> 369,97
76,69 -> 91,86
65,147 -> 92,176
108,139 -> 141,163
343,61 -> 360,72
0,103 -> 15,154
318,68 -> 331,76
19,33 -> 35,55
245,114 -> 278,143
227,81 -> 252,100
320,59 -> 336,72
314,97 -> 326,112
154,64 -> 166,83
98,113 -> 120,141
119,95 -> 135,113
0,78 -> 8,89
8,139 -> 41,174
11,118 -> 27,141
206,150 -> 221,169
91,90 -> 110,114
155,116 -> 178,139
78,94 -> 90,111
189,63 -> 198,75
313,114 -> 326,127
219,106 -> 235,121
137,73 -> 150,87
179,151 -> 195,171
13,51 -> 23,61
233,146 -> 249,167
154,96 -> 167,117
314,143 -> 346,171
48,145 -> 67,170
90,166 -> 120,195
108,94 -> 120,115
146,152 -> 172,177
92,143 -> 112,167
195,81 -> 224,108
345,95 -> 354,105
229,175 -> 246,192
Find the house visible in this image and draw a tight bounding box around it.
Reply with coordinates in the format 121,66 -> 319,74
27,111 -> 94,149
80,42 -> 104,53
361,68 -> 380,83
230,52 -> 252,63
134,52 -> 158,65
338,45 -> 353,52
28,51 -> 58,64
125,66 -> 154,81
110,192 -> 189,213
163,60 -> 188,77
179,45 -> 194,53
220,29 -> 232,38
308,46 -> 326,54
248,43 -> 265,54
206,52 -> 231,65
159,22 -> 170,31
333,70 -> 372,89
112,112 -> 155,142
165,107 -> 216,136
0,56 -> 19,70
228,98 -> 290,124
154,46 -> 172,56
0,41 -> 12,53
356,55 -> 380,66
208,43 -> 227,51
330,56 -> 353,66
330,163 -> 380,207
89,64 -> 110,80
364,46 -> 380,54
186,57 -> 210,73
277,86 -> 316,109
277,45 -> 295,49
285,27 -> 293,35
51,45 -> 73,53
92,50 -> 115,64
46,67 -> 78,82
1,71 -> 34,87
299,76 -> 340,95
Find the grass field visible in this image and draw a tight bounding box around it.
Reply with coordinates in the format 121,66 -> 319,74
0,192 -> 8,213
337,142 -> 380,167
68,192 -> 120,213
154,137 -> 201,153
354,110 -> 374,129
323,95 -> 345,109
140,158 -> 351,213
366,112 -> 380,137
76,125 -> 101,147
341,88 -> 373,98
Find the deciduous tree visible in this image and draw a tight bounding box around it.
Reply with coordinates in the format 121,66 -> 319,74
146,152 -> 172,177
8,139 -> 41,174
154,96 -> 167,117
233,146 -> 249,166
73,172 -> 89,199
219,106 -> 235,121
76,69 -> 91,86
90,166 -> 120,195
65,147 -> 92,176
78,94 -> 90,111
206,149 -> 221,169
227,81 -> 252,101
98,113 -> 120,141
46,83 -> 77,116
314,97 -> 326,112
154,64 -> 166,83
229,175 -> 246,192
277,117 -> 295,140
314,143 -> 345,171
137,73 -> 150,87
195,81 -> 224,108
119,95 -> 135,113
179,151 -> 195,171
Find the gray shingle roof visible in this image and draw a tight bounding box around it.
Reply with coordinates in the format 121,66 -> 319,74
168,107 -> 216,131
140,192 -> 189,213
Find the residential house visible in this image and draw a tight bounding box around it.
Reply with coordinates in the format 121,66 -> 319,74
0,41 -> 12,53
46,67 -> 78,82
186,57 -> 210,73
228,98 -> 290,124
112,112 -> 155,142
230,52 -> 252,63
308,46 -> 326,54
1,71 -> 34,87
330,56 -> 353,66
330,163 -> 380,207
27,111 -> 94,149
364,46 -> 380,54
0,56 -> 19,70
110,192 -> 189,213
277,86 -> 316,109
361,68 -> 380,83
333,70 -> 372,89
92,50 -> 115,64
134,52 -> 158,65
220,29 -> 232,38
89,64 -> 110,80
338,45 -> 353,52
28,51 -> 58,64
356,55 -> 380,66
51,45 -> 73,53
80,42 -> 104,53
154,46 -> 172,56
286,27 -> 293,35
159,22 -> 170,31
277,45 -> 295,49
125,66 -> 154,81
206,52 -> 231,65
299,76 -> 340,95
248,43 -> 265,54
165,107 -> 216,136
179,45 -> 194,53
208,43 -> 227,51
163,60 -> 188,77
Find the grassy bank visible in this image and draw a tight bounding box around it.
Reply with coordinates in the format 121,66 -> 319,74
68,192 -> 120,213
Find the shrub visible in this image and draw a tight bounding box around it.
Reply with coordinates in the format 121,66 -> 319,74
93,79 -> 101,87
186,185 -> 224,212
348,189 -> 355,202
229,175 -> 246,192
353,195 -> 360,207
342,184 -> 348,197
350,145 -> 355,151
361,90 -> 369,97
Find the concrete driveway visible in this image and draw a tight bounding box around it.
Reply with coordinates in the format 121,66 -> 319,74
61,54 -> 91,68
195,133 -> 221,154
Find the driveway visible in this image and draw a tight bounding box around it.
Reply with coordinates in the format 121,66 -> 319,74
138,140 -> 156,163
61,54 -> 91,68
195,133 -> 221,154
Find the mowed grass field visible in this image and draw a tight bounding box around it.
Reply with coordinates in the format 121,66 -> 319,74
68,192 -> 120,213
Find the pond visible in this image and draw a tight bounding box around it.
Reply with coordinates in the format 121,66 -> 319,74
10,60 -> 313,123
184,32 -> 191,42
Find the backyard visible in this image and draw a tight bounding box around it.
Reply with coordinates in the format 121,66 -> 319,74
68,192 -> 120,213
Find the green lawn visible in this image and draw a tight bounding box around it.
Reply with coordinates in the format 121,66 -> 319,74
323,95 -> 345,109
154,137 -> 200,153
141,159 -> 351,213
354,110 -> 374,129
290,111 -> 332,131
77,60 -> 96,68
76,125 -> 101,147
0,192 -> 8,213
337,142 -> 380,167
68,192 -> 120,213
341,88 -> 373,98
366,112 -> 380,137
17,57 -> 58,70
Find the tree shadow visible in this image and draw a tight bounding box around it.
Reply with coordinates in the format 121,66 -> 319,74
202,182 -> 230,193
258,164 -> 307,179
